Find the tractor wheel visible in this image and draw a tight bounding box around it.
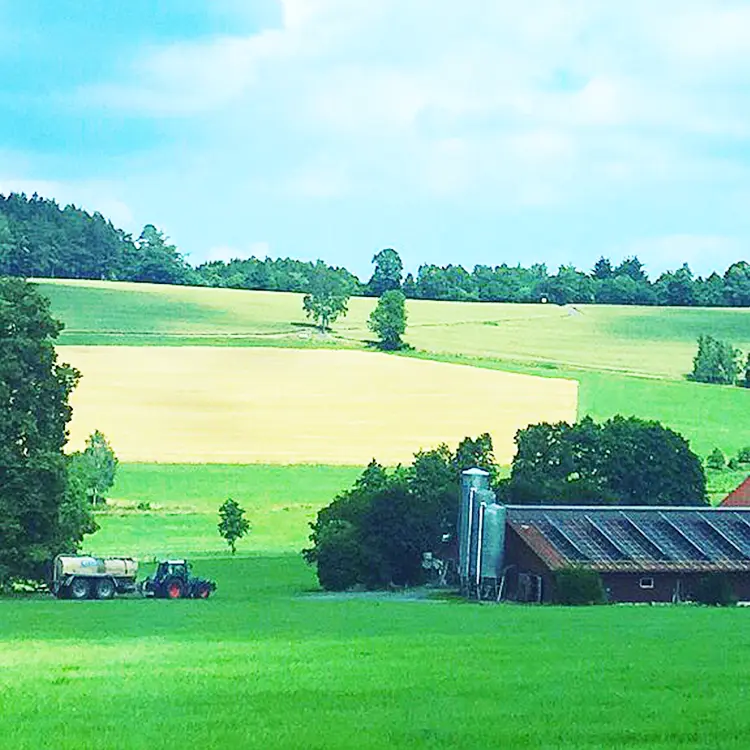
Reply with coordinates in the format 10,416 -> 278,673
69,578 -> 91,600
164,577 -> 185,600
196,584 -> 211,599
94,578 -> 116,600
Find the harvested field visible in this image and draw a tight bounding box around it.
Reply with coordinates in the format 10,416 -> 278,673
61,347 -> 577,464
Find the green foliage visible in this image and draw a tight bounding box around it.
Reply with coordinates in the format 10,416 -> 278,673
507,416 -> 707,506
706,448 -> 726,470
690,335 -> 741,385
218,498 -> 251,554
367,248 -> 403,296
737,447 -> 750,464
743,353 -> 750,388
124,224 -> 196,285
302,261 -> 351,331
0,278 -> 95,584
305,437 -> 499,590
553,567 -> 606,605
68,430 -> 118,505
691,574 -> 737,606
368,289 -> 407,350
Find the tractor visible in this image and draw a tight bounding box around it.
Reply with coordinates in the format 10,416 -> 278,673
141,559 -> 216,599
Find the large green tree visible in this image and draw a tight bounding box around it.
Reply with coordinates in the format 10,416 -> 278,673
0,278 -> 96,584
368,290 -> 407,350
302,261 -> 351,331
69,430 -> 118,506
304,435 -> 498,590
367,248 -> 403,296
506,416 -> 707,507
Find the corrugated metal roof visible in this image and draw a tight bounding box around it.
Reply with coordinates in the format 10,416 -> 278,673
506,505 -> 750,572
720,477 -> 750,507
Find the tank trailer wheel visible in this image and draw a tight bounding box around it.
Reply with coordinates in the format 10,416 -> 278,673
69,578 -> 91,600
95,578 -> 116,600
165,577 -> 185,599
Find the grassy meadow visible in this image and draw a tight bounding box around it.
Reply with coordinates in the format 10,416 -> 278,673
3,278 -> 747,748
3,556 -> 750,750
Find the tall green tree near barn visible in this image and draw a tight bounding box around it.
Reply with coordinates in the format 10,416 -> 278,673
218,498 -> 250,554
302,261 -> 351,331
506,416 -> 707,507
0,278 -> 96,584
368,290 -> 407,350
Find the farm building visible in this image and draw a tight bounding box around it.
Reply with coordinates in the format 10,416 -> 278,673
720,476 -> 750,507
458,469 -> 750,604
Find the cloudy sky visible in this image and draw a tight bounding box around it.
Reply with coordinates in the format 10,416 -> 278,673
2,0 -> 749,278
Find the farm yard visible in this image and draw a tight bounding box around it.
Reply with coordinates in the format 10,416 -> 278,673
2,278 -> 750,748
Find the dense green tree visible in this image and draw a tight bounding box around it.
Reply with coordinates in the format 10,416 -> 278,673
218,498 -> 250,554
706,448 -> 726,470
743,354 -> 750,389
123,224 -> 195,285
690,335 -> 741,385
0,278 -> 96,584
615,256 -> 649,284
655,264 -> 696,306
592,257 -> 613,280
723,261 -> 750,306
69,430 -> 118,506
506,416 -> 707,507
302,261 -> 351,331
367,248 -> 403,296
368,290 -> 407,350
304,436 -> 499,590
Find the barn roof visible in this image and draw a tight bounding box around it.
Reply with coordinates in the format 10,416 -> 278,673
506,505 -> 750,573
720,477 -> 750,507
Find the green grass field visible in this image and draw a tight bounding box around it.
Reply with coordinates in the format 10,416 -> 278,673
2,555 -> 750,750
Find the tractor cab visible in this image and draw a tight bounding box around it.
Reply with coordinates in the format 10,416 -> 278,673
155,559 -> 189,581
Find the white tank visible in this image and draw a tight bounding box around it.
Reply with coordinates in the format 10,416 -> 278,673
54,555 -> 138,580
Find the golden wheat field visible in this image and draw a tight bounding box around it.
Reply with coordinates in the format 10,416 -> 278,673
60,347 -> 577,465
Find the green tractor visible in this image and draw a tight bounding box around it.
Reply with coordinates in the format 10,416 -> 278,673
141,559 -> 216,600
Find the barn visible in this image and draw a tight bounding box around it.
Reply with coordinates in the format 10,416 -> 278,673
720,476 -> 750,507
458,469 -> 750,604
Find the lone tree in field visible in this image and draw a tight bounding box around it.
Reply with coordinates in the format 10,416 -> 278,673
368,289 -> 407,350
690,335 -> 741,385
69,430 -> 119,505
218,498 -> 250,555
0,278 -> 97,585
302,261 -> 351,332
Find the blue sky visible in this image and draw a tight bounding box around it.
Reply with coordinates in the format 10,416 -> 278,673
2,0 -> 750,280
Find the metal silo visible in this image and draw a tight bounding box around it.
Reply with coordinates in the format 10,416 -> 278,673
458,469 -> 490,585
479,501 -> 506,584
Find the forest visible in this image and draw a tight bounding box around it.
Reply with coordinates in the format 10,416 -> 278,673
1,192 -> 748,307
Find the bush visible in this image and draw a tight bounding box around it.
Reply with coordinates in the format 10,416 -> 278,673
737,447 -> 750,464
706,448 -> 726,470
691,574 -> 736,606
553,567 -> 606,605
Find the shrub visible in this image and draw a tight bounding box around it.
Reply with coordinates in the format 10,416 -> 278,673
737,447 -> 750,464
706,448 -> 726,470
553,567 -> 606,605
691,574 -> 736,606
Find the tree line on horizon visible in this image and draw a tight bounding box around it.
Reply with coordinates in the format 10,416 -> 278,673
1,191 -> 749,307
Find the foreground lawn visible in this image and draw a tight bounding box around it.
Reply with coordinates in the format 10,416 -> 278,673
1,555 -> 749,749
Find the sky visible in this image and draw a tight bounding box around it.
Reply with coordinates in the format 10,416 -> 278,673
2,0 -> 750,280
